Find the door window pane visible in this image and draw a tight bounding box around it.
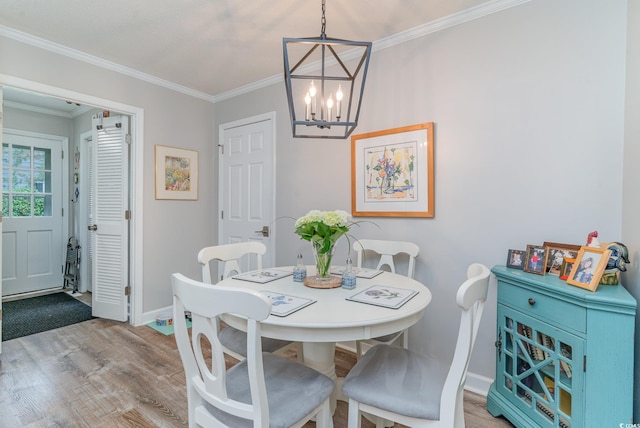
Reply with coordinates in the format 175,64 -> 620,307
2,194 -> 7,217
12,169 -> 31,192
12,145 -> 31,168
11,195 -> 31,217
2,143 -> 53,217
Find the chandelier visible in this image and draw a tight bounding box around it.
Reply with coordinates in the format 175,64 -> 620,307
283,0 -> 372,139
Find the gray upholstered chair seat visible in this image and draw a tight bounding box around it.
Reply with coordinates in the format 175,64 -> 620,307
206,352 -> 335,428
219,325 -> 294,357
342,344 -> 448,420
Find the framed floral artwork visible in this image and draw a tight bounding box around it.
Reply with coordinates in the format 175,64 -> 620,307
567,246 -> 612,291
351,122 -> 434,217
155,145 -> 199,200
523,245 -> 548,275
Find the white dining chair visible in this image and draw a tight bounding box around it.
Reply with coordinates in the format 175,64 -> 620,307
172,273 -> 334,428
198,242 -> 302,362
352,239 -> 420,358
342,263 -> 491,428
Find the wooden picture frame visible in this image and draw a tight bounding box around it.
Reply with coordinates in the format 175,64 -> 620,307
506,249 -> 525,270
559,257 -> 576,280
567,246 -> 612,291
543,242 -> 581,275
523,245 -> 548,275
351,122 -> 434,217
155,145 -> 199,200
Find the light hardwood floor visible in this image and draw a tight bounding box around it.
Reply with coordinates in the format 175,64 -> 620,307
0,312 -> 514,427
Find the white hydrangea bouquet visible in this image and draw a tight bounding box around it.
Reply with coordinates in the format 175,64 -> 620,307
294,210 -> 352,279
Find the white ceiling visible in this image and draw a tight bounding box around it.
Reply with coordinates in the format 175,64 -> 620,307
0,0 -> 497,103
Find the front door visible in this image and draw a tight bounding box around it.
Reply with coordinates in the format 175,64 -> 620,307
2,130 -> 67,296
219,113 -> 276,273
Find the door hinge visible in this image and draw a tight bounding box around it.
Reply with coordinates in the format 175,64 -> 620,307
218,144 -> 224,155
125,286 -> 131,296
221,210 -> 224,220
125,210 -> 131,220
61,150 -> 64,159
62,208 -> 64,216
584,355 -> 586,371
125,134 -> 132,144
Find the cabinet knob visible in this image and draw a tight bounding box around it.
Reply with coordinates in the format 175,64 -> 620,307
528,298 -> 535,306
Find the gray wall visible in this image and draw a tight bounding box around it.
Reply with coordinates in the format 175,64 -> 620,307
623,0 -> 640,419
214,0 -> 631,390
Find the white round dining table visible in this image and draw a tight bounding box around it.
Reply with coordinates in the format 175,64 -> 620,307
218,267 -> 432,408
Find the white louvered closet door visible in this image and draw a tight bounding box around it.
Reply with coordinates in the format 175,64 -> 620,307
90,115 -> 129,321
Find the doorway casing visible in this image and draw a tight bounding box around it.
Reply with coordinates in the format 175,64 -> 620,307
0,73 -> 145,326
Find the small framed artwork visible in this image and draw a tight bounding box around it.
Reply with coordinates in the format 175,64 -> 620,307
155,145 -> 199,200
559,257 -> 576,281
567,246 -> 612,291
351,122 -> 434,218
506,249 -> 525,270
523,245 -> 549,275
543,242 -> 581,275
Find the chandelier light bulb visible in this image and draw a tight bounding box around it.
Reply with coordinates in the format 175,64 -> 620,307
336,85 -> 343,119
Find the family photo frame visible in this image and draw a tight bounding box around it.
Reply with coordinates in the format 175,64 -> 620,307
155,145 -> 199,200
543,241 -> 581,275
523,245 -> 549,275
506,249 -> 525,270
567,246 -> 612,291
351,122 -> 434,218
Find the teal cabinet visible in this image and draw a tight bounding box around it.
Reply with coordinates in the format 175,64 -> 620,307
487,266 -> 636,427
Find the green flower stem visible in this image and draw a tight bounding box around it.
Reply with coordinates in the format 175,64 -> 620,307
312,240 -> 334,279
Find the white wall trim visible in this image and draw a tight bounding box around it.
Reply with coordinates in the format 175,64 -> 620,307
0,0 -> 531,104
0,25 -> 215,103
1,73 -> 146,326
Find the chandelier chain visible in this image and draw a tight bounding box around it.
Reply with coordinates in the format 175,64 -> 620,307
321,0 -> 326,36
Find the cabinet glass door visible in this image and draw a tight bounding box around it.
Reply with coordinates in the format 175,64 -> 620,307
496,305 -> 584,427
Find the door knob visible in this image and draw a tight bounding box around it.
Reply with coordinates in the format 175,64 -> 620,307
88,224 -> 98,231
254,226 -> 269,237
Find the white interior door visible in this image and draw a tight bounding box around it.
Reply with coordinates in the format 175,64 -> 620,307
90,115 -> 129,321
219,113 -> 276,273
2,130 -> 67,296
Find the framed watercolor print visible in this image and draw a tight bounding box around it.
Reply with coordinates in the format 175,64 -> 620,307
506,249 -> 525,270
155,145 -> 199,200
566,246 -> 612,291
523,245 -> 548,275
543,242 -> 580,275
351,122 -> 434,217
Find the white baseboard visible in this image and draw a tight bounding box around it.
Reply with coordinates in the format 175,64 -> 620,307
140,305 -> 173,326
464,372 -> 493,397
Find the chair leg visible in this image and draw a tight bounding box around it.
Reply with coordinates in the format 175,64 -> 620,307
348,399 -> 362,428
356,341 -> 364,360
315,400 -> 334,428
296,342 -> 304,363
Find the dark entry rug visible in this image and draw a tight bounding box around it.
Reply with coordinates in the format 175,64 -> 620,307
2,292 -> 94,341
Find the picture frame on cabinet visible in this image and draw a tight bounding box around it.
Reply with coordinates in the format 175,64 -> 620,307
543,242 -> 581,275
567,246 -> 612,291
523,245 -> 548,275
559,257 -> 576,280
506,249 -> 525,270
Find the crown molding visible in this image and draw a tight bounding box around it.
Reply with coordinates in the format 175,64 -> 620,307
0,25 -> 216,103
1,0 -> 530,105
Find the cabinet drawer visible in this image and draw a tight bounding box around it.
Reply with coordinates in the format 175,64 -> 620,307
499,284 -> 586,333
